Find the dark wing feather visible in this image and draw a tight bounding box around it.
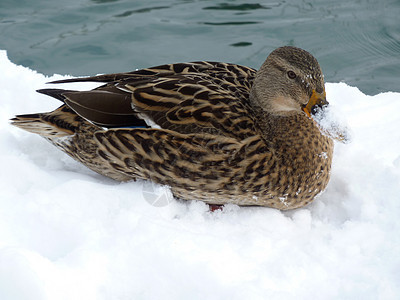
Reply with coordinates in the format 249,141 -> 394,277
37,88 -> 148,128
45,61 -> 258,140
49,61 -> 255,85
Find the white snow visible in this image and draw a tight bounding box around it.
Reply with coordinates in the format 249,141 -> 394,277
1,50 -> 400,300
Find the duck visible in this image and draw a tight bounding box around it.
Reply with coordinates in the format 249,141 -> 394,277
11,46 -> 341,210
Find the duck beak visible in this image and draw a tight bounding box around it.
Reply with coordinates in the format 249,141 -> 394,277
302,89 -> 328,118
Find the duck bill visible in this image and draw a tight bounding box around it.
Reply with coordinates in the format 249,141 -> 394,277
302,89 -> 328,118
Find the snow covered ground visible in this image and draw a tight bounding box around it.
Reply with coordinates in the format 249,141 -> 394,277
1,50 -> 399,299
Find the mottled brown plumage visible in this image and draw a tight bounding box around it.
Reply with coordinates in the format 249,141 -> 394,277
11,46 -> 335,210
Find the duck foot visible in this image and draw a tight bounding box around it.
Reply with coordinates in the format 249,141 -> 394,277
208,204 -> 224,212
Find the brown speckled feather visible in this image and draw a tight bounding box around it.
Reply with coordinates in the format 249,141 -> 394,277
11,47 -> 335,210
54,61 -> 258,139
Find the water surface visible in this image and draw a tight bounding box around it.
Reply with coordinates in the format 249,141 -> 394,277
1,0 -> 399,95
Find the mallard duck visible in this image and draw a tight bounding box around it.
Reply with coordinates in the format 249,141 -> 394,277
11,46 -> 338,210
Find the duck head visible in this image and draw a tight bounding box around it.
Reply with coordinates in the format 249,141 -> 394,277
250,46 -> 327,118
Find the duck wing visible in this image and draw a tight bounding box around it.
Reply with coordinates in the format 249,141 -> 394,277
46,61 -> 258,140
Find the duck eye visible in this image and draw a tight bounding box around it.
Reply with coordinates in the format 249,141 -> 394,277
287,71 -> 297,79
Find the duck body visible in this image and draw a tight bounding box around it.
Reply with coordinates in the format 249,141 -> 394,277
11,47 -> 334,210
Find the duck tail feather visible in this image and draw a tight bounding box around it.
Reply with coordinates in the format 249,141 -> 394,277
10,106 -> 78,138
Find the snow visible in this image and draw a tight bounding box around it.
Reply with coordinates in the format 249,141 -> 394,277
1,50 -> 400,299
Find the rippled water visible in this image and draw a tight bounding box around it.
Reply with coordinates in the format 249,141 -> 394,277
1,0 -> 399,95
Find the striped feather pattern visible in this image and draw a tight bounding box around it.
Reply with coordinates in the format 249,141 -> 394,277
11,47 -> 335,209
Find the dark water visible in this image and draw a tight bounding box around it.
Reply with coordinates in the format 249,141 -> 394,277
1,0 -> 399,95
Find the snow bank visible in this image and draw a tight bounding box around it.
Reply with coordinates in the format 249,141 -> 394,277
1,50 -> 399,300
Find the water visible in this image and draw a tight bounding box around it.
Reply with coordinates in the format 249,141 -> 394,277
0,0 -> 399,95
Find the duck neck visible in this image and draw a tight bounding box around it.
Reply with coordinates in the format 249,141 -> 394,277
258,112 -> 333,163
